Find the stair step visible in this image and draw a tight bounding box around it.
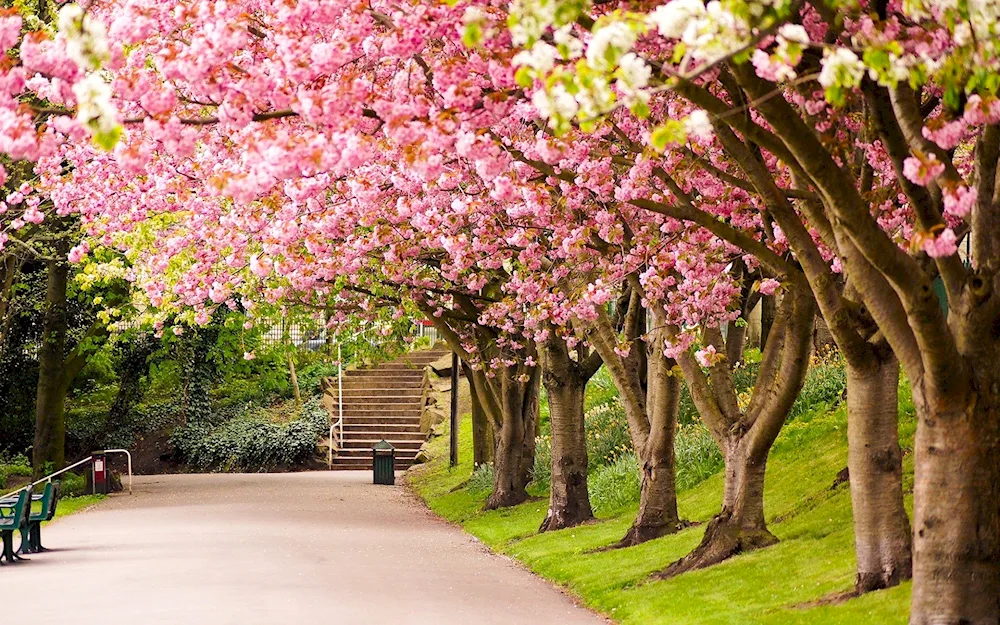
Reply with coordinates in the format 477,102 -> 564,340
335,386 -> 423,393
344,438 -> 424,448
337,383 -> 424,392
344,402 -> 421,415
343,422 -> 422,430
344,371 -> 425,379
342,416 -> 422,425
338,395 -> 423,404
344,424 -> 427,441
342,433 -> 425,442
336,448 -> 420,458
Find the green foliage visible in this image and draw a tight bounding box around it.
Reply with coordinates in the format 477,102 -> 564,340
59,472 -> 88,497
467,462 -> 495,495
584,366 -> 619,410
585,399 -> 632,468
0,453 -> 32,486
788,354 -> 847,420
675,424 -> 723,491
679,360 -> 761,425
588,453 -> 641,516
530,435 -> 552,490
170,398 -> 327,471
294,359 -> 341,396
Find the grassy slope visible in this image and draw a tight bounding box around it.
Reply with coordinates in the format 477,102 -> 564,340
409,384 -> 917,624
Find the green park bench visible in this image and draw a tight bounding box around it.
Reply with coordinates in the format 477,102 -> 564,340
0,482 -> 61,558
20,482 -> 60,554
0,488 -> 31,565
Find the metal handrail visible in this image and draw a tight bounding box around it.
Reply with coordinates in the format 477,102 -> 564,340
1,455 -> 93,501
328,341 -> 345,469
102,449 -> 134,495
0,449 -> 134,500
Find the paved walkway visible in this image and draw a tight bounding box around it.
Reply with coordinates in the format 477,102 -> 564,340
2,473 -> 606,624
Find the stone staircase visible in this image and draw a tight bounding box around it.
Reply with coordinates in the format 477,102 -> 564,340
326,348 -> 450,471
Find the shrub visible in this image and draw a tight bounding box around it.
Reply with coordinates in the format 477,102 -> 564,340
675,424 -> 723,490
585,399 -> 633,468
467,463 -> 495,495
295,360 -> 341,396
788,353 -> 847,420
60,472 -> 88,497
170,397 -> 328,471
530,435 -> 552,490
0,453 -> 31,487
585,367 -> 620,410
589,454 -> 641,516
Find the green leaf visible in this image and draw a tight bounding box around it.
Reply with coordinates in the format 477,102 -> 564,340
514,66 -> 535,88
650,120 -> 686,151
93,125 -> 122,151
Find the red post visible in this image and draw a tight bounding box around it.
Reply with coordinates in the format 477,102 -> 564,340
91,451 -> 109,495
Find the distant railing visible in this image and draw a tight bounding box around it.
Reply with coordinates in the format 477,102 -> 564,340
0,449 -> 133,500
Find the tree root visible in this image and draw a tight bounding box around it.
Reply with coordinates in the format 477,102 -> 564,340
654,514 -> 777,578
538,507 -> 594,532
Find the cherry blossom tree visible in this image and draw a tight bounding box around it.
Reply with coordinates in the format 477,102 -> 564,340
509,0 -> 998,617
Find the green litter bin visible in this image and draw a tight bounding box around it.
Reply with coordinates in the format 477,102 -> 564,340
373,440 -> 396,485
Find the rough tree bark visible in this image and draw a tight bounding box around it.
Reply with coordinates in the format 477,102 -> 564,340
32,254 -> 70,476
845,350 -> 912,593
587,291 -> 685,547
660,288 -> 814,576
464,362 -> 493,468
759,293 -> 775,350
421,298 -> 541,511
908,366 -> 1000,624
483,363 -> 540,510
539,329 -> 601,532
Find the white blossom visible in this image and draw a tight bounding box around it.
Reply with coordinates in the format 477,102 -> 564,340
58,3 -> 111,71
73,72 -> 118,134
553,25 -> 584,59
617,53 -> 651,90
777,23 -> 809,44
532,84 -> 579,122
818,47 -> 865,89
586,22 -> 637,71
685,110 -> 714,139
648,0 -> 706,39
512,41 -> 559,73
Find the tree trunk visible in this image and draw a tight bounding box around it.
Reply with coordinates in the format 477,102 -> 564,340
845,355 -> 912,593
32,256 -> 70,477
540,352 -> 593,531
726,320 -> 747,366
465,364 -> 493,467
909,377 -> 1000,624
618,331 -> 683,546
659,439 -> 777,577
759,294 -> 776,350
485,366 -> 540,510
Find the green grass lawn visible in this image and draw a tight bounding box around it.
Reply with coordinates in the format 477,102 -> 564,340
52,495 -> 105,521
409,384 -> 916,624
